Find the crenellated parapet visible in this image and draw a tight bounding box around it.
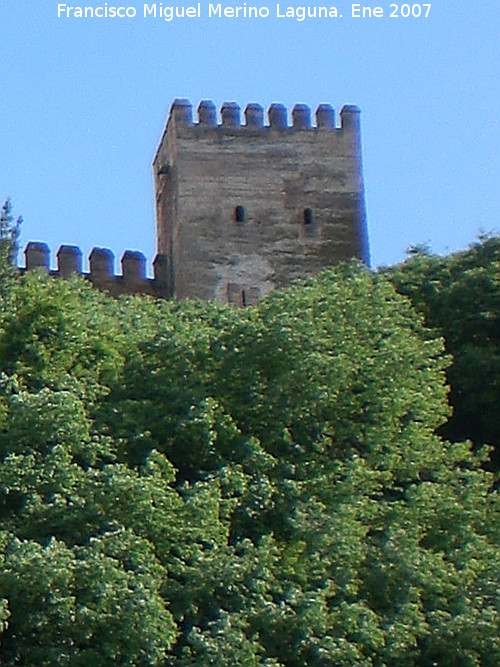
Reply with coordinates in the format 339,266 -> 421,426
21,242 -> 169,298
165,98 -> 360,132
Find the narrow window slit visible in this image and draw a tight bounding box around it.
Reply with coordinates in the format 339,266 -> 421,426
235,205 -> 246,222
303,208 -> 313,225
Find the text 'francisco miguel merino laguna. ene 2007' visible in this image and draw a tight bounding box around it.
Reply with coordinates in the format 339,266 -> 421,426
56,3 -> 349,21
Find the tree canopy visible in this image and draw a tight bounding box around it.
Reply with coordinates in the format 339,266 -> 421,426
0,199 -> 21,267
0,257 -> 498,666
386,236 -> 500,466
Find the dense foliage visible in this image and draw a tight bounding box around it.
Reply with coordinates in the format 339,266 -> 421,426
0,200 -> 21,268
0,259 -> 498,666
386,236 -> 500,465
0,200 -> 22,306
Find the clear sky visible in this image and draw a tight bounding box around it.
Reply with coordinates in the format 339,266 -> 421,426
1,1 -> 499,272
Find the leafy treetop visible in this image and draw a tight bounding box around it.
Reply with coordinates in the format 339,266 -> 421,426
0,256 -> 497,666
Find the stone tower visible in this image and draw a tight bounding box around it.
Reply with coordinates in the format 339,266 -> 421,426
153,99 -> 369,304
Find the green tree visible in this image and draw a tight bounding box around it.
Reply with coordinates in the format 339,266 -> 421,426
99,263 -> 499,665
0,263 -> 498,666
385,236 -> 500,466
0,199 -> 22,309
0,199 -> 22,267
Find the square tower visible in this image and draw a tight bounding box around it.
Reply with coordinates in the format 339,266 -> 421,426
153,99 -> 369,302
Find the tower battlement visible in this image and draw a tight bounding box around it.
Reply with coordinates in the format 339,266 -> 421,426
160,98 -> 360,132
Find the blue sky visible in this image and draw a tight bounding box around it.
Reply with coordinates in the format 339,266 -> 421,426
1,1 -> 499,272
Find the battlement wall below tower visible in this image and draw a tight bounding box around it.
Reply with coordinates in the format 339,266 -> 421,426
19,242 -> 169,298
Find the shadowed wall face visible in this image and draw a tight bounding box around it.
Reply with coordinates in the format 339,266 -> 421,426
154,99 -> 369,302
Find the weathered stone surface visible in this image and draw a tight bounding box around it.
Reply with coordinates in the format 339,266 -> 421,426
21,244 -> 168,299
153,100 -> 370,302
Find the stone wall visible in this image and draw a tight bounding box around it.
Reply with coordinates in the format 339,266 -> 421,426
153,99 -> 370,302
21,242 -> 168,298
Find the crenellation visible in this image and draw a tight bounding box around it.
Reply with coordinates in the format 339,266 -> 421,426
292,104 -> 311,129
89,247 -> 115,280
165,99 -> 359,132
121,250 -> 147,282
268,103 -> 288,129
221,102 -> 241,126
19,244 -> 169,298
25,242 -> 50,271
57,245 -> 82,277
340,104 -> 362,130
153,253 -> 169,290
198,100 -> 217,126
244,103 -> 264,127
315,104 -> 335,129
170,98 -> 193,125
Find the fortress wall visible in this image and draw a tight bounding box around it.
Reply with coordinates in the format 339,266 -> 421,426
21,242 -> 169,298
16,97 -> 370,307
